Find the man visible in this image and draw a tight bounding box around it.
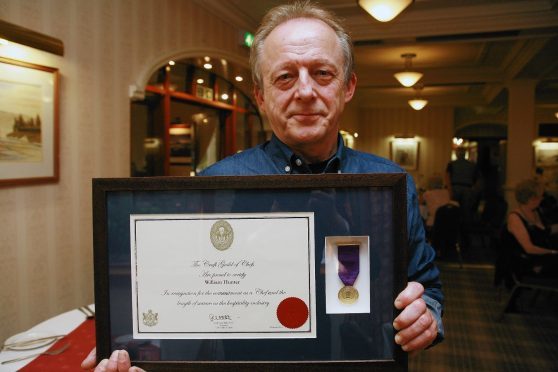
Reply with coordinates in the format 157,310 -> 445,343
445,147 -> 479,243
83,2 -> 443,370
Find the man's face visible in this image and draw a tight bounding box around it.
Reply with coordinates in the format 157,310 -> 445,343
255,18 -> 356,161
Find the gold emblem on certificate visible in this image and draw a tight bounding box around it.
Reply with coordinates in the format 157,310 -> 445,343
210,220 -> 234,251
142,309 -> 159,327
338,285 -> 359,304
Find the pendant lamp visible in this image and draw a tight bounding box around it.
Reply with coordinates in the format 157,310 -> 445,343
408,85 -> 428,110
358,0 -> 414,22
394,53 -> 423,87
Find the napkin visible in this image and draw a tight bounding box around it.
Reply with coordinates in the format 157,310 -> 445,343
19,319 -> 95,371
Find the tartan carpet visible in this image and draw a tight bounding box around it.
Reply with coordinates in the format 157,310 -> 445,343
410,263 -> 558,371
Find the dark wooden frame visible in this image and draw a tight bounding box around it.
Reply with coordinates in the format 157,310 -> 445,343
0,57 -> 60,187
0,19 -> 64,56
93,174 -> 408,371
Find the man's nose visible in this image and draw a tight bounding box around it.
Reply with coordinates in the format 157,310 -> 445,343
295,71 -> 315,100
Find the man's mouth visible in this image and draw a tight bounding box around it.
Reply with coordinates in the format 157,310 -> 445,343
290,113 -> 322,119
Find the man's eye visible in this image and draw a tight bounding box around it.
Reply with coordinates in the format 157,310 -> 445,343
273,73 -> 295,88
315,70 -> 335,82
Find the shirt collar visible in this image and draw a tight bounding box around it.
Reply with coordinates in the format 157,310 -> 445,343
264,133 -> 345,174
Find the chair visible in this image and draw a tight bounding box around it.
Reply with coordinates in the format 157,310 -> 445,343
470,195 -> 508,251
496,227 -> 558,320
431,203 -> 463,267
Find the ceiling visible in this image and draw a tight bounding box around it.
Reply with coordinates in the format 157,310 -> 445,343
194,0 -> 558,121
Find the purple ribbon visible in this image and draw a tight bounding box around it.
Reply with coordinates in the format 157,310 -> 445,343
338,244 -> 360,286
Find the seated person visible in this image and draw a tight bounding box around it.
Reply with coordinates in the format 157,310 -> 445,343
505,179 -> 558,278
422,175 -> 458,230
534,167 -> 558,224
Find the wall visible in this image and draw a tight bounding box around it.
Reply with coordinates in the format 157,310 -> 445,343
355,107 -> 454,190
0,0 -> 249,342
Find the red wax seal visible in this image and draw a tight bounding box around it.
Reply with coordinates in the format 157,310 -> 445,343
276,297 -> 309,329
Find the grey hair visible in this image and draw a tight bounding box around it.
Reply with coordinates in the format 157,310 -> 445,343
515,179 -> 543,205
250,0 -> 354,90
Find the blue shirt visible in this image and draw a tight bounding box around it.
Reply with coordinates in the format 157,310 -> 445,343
202,134 -> 444,342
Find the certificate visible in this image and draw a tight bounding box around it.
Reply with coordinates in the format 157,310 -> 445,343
130,213 -> 316,339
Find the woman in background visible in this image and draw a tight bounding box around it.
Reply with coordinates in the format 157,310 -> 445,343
506,178 -> 558,277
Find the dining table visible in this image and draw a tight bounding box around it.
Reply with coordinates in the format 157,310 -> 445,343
0,305 -> 96,371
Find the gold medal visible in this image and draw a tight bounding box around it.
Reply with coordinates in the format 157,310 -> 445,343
338,285 -> 359,304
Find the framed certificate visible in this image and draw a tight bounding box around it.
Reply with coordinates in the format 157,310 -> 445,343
93,174 -> 408,370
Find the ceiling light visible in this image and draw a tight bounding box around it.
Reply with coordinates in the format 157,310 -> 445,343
196,78 -> 204,84
358,0 -> 413,22
0,38 -> 9,45
408,85 -> 428,110
204,56 -> 210,62
394,53 -> 423,87
395,71 -> 423,87
235,76 -> 243,82
221,93 -> 229,100
409,99 -> 428,110
168,60 -> 175,66
555,112 -> 558,119
354,132 -> 359,138
453,137 -> 464,146
203,63 -> 212,70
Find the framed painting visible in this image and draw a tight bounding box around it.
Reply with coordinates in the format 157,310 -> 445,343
0,57 -> 59,187
93,174 -> 408,371
534,142 -> 558,168
390,139 -> 419,171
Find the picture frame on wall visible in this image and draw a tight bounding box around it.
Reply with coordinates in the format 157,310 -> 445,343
534,141 -> 558,168
0,57 -> 59,187
390,139 -> 419,171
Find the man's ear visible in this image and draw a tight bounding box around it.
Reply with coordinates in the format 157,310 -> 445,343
254,86 -> 265,113
344,72 -> 357,103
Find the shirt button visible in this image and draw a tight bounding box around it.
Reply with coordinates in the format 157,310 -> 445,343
284,165 -> 291,173
295,158 -> 303,166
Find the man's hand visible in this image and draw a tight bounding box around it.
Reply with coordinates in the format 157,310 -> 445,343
81,347 -> 145,372
393,282 -> 438,353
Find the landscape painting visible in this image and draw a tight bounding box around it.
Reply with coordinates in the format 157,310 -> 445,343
0,58 -> 59,186
0,80 -> 43,162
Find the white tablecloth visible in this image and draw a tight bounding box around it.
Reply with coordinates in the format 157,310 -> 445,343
0,305 -> 94,372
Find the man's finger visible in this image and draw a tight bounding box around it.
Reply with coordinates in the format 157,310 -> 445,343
393,297 -> 426,331
394,305 -> 431,345
81,347 -> 97,370
400,314 -> 437,352
117,350 -> 132,371
394,281 -> 424,310
94,358 -> 109,372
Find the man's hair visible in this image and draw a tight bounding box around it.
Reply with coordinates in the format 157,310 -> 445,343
250,0 -> 354,90
515,178 -> 543,204
455,147 -> 466,159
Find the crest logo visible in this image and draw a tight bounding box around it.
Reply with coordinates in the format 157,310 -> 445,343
210,220 -> 234,251
142,309 -> 158,327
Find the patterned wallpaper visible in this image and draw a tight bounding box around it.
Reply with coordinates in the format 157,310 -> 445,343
0,0 -> 249,343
